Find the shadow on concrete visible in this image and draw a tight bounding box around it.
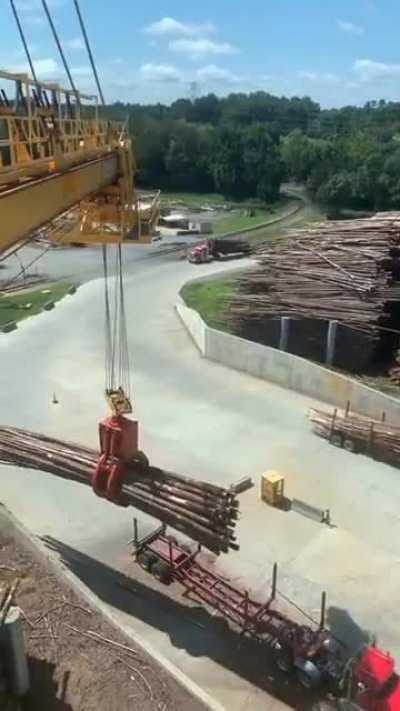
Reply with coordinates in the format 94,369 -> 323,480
327,607 -> 371,656
42,535 -> 321,710
25,659 -> 71,711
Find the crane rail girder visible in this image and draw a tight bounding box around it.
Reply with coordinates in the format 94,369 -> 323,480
0,154 -> 118,253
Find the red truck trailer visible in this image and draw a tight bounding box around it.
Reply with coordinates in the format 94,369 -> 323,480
187,237 -> 251,264
132,521 -> 400,709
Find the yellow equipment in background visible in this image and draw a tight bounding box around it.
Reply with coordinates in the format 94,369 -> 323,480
261,471 -> 285,507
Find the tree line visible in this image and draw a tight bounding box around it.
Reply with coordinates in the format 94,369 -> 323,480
102,92 -> 400,210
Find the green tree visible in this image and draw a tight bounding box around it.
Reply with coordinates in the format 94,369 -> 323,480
243,124 -> 283,202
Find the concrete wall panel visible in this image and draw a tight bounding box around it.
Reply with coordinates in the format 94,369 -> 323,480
177,302 -> 400,424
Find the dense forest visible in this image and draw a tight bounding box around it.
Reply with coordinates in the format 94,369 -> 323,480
102,92 -> 400,210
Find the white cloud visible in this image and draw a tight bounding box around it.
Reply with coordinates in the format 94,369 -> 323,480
66,37 -> 85,51
298,71 -> 317,82
139,63 -> 182,83
353,58 -> 400,81
196,64 -> 239,84
170,38 -> 237,60
70,65 -> 92,77
9,57 -> 59,78
26,15 -> 45,27
143,17 -> 214,37
298,70 -> 340,83
337,20 -> 364,36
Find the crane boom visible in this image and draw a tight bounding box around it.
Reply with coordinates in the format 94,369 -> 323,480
0,155 -> 118,254
0,70 -> 160,255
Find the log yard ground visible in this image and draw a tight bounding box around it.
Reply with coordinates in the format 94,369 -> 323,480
1,239 -> 400,710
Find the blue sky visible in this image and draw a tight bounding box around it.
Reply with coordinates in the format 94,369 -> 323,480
1,0 -> 400,107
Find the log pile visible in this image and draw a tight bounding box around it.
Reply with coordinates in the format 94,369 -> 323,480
0,427 -> 239,556
309,407 -> 400,467
230,213 -> 400,337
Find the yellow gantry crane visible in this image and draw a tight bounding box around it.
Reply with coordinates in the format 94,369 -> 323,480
0,68 -> 160,256
0,0 -> 161,457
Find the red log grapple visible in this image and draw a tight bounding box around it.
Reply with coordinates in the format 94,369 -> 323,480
92,415 -> 139,504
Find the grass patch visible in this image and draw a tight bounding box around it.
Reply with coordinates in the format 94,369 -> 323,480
0,282 -> 73,328
182,198 -> 325,330
181,276 -> 239,331
213,207 -> 276,235
161,190 -> 279,209
242,200 -> 324,245
161,191 -> 226,207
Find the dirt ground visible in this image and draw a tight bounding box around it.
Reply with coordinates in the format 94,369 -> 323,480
0,531 -> 204,711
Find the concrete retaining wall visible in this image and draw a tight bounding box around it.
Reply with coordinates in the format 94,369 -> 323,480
176,302 -> 206,354
176,303 -> 400,424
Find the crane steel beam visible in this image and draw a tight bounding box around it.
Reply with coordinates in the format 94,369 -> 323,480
0,153 -> 118,254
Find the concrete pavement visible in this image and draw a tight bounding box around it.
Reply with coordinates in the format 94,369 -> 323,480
1,248 -> 400,709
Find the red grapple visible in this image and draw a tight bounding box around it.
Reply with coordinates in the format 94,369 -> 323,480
92,415 -> 138,505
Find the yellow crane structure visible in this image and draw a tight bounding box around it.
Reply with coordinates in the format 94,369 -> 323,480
0,69 -> 160,257
0,0 -> 161,506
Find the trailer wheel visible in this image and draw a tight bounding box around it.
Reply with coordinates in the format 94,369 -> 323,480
152,561 -> 172,584
343,438 -> 357,453
275,647 -> 293,673
137,551 -> 157,572
133,450 -> 150,468
330,433 -> 343,448
296,662 -> 322,690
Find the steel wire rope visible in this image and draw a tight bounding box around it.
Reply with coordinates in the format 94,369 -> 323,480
72,0 -> 132,400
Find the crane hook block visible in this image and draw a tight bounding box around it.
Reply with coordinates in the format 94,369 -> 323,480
92,415 -> 139,505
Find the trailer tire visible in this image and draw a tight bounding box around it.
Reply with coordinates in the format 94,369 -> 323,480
135,450 -> 150,468
330,433 -> 343,448
296,662 -> 322,690
275,647 -> 293,673
343,438 -> 357,453
152,561 -> 172,584
137,551 -> 157,572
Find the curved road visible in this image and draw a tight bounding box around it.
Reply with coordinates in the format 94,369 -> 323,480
1,245 -> 400,709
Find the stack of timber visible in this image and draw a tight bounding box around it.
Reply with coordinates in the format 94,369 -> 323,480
230,212 -> 400,338
309,407 -> 400,467
0,427 -> 239,555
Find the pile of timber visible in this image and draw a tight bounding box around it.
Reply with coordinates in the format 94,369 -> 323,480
309,407 -> 400,467
230,212 -> 400,337
0,427 -> 239,555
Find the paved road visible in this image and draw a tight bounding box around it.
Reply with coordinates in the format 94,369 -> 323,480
1,246 -> 400,709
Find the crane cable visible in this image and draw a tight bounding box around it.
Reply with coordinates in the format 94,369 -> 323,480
9,0 -> 38,85
40,0 -> 79,102
72,0 -> 105,106
72,0 -> 131,399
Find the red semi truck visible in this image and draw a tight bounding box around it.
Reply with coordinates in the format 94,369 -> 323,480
187,237 -> 251,264
132,521 -> 400,710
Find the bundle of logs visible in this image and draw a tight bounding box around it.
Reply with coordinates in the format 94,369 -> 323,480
309,407 -> 400,467
0,427 -> 239,555
230,212 -> 400,337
